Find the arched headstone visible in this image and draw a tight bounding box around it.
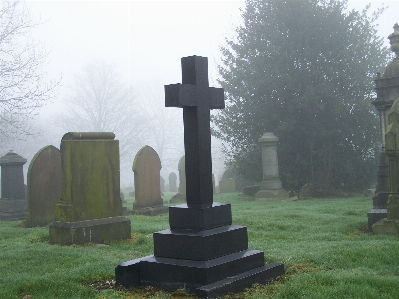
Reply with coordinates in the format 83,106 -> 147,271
25,145 -> 61,227
168,172 -> 177,192
133,145 -> 163,209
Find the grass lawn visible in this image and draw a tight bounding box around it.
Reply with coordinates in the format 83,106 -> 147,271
1,193 -> 398,299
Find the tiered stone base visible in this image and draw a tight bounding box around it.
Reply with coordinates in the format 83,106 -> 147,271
0,199 -> 26,220
115,203 -> 284,298
49,216 -> 131,245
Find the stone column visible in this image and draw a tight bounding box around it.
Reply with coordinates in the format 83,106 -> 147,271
255,133 -> 288,199
0,150 -> 27,220
368,23 -> 399,230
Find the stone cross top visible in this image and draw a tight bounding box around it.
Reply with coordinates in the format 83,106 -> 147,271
165,56 -> 224,208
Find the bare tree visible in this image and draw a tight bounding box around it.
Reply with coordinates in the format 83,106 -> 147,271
55,61 -> 148,166
139,84 -> 184,170
0,0 -> 58,148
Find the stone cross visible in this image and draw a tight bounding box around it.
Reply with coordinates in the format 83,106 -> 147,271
165,56 -> 224,208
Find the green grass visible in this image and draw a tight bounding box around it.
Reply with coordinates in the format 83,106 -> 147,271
1,194 -> 399,298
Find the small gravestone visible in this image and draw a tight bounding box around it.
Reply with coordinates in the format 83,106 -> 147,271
116,55 -> 284,297
132,145 -> 167,216
168,172 -> 177,192
373,99 -> 399,235
219,169 -> 236,193
0,150 -> 27,220
160,176 -> 165,192
170,155 -> 186,203
24,145 -> 61,227
49,132 -> 131,245
255,132 -> 289,200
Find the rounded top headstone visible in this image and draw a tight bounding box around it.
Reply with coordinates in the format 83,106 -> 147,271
383,23 -> 399,78
0,150 -> 27,166
258,132 -> 279,144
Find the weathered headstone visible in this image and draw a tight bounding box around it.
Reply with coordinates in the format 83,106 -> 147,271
24,145 -> 61,227
170,155 -> 186,203
0,150 -> 27,220
373,99 -> 399,235
368,24 -> 399,230
177,155 -> 186,194
168,172 -> 177,192
160,176 -> 165,192
132,145 -> 167,215
219,169 -> 236,193
116,56 -> 284,297
255,132 -> 289,200
49,132 -> 131,245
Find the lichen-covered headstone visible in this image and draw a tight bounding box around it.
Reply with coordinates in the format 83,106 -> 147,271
168,172 -> 177,192
133,145 -> 163,210
24,145 -> 61,227
49,132 -> 131,244
0,150 -> 27,220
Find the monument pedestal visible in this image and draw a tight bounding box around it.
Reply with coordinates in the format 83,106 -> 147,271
49,216 -> 131,245
116,203 -> 284,298
372,218 -> 399,235
0,198 -> 26,220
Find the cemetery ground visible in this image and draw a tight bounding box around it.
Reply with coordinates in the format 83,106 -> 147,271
1,193 -> 399,299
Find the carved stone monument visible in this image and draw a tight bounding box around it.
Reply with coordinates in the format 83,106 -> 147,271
255,132 -> 289,199
368,24 -> 399,230
115,56 -> 284,298
0,150 -> 27,220
24,145 -> 62,227
373,99 -> 399,235
49,132 -> 131,245
132,145 -> 167,216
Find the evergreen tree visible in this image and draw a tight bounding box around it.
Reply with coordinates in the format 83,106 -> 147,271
213,0 -> 391,194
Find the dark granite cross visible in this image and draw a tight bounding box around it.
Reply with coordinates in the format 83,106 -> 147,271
165,56 -> 225,208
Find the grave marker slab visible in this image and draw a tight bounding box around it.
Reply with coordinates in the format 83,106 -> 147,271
170,155 -> 186,203
24,145 -> 62,227
168,172 -> 177,192
132,145 -> 167,216
49,132 -> 131,244
0,150 -> 27,220
116,56 -> 284,298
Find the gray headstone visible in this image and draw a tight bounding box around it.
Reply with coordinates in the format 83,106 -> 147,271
0,150 -> 27,220
168,172 -> 177,192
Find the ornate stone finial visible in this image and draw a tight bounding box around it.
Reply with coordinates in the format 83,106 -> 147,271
388,23 -> 399,57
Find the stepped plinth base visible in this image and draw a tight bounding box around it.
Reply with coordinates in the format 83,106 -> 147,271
49,216 -> 131,245
116,202 -> 284,298
255,189 -> 289,200
372,218 -> 399,235
0,198 -> 26,221
116,252 -> 284,298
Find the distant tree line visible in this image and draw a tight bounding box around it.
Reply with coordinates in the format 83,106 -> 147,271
213,0 -> 392,195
